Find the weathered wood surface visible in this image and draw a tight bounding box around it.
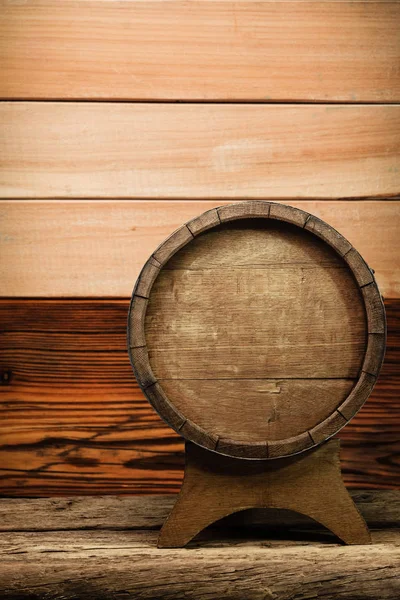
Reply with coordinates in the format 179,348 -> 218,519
2,0 -> 399,102
0,493 -> 399,600
1,103 -> 399,198
1,490 -> 399,532
1,200 -> 399,297
1,298 -> 399,495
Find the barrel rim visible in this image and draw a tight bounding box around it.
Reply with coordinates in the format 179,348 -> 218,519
127,201 -> 386,460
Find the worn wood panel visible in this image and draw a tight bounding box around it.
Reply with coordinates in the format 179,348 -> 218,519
0,495 -> 399,600
146,225 -> 366,377
159,380 -> 356,442
143,221 -> 368,447
148,270 -> 365,364
0,299 -> 399,495
1,534 -> 399,600
1,200 -> 399,297
1,1 -> 399,102
163,223 -> 345,270
1,491 -> 399,532
1,103 -> 399,198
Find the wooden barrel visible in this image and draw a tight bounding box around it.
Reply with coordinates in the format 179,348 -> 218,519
128,202 -> 386,459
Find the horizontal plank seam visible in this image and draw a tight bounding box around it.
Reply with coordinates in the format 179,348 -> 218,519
161,266 -> 350,272
0,297 -> 398,302
2,98 -> 400,106
156,377 -> 359,381
2,195 -> 400,202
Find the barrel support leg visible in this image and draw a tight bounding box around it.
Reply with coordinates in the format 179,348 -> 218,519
158,439 -> 370,548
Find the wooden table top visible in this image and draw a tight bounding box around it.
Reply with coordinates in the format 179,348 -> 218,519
1,491 -> 399,600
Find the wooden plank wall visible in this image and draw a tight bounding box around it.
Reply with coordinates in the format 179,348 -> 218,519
0,0 -> 399,495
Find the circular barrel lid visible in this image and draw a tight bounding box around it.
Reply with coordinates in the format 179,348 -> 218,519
128,202 -> 386,459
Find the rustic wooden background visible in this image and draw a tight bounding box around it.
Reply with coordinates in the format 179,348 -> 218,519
0,0 -> 399,495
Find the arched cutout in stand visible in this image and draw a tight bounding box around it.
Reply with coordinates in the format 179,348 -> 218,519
158,440 -> 370,548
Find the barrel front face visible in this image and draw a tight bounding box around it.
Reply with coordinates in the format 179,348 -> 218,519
128,202 -> 386,459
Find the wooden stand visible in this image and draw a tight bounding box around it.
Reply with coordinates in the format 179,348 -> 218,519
158,439 -> 371,547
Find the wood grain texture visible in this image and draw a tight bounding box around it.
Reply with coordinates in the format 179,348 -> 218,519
0,494 -> 399,600
158,440 -> 370,546
137,213 -> 376,457
147,265 -> 365,377
1,200 -> 399,297
2,532 -> 399,600
1,490 -> 399,532
1,1 -> 399,102
1,103 -> 399,198
1,298 -> 399,495
159,379 -> 355,441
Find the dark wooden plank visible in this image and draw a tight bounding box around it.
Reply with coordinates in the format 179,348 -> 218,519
1,299 -> 399,495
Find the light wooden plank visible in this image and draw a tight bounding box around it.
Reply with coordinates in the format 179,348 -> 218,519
1,200 -> 399,297
1,1 -> 399,101
1,103 -> 399,199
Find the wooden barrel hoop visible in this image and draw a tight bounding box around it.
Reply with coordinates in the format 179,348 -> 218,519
128,201 -> 386,459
